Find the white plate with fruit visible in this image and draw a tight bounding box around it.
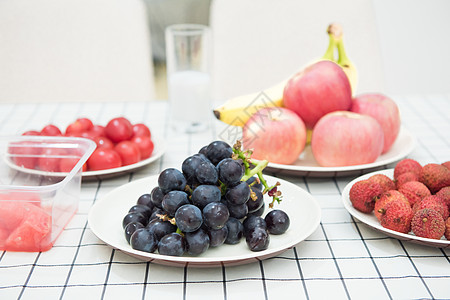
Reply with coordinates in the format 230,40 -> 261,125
214,24 -> 415,178
342,168 -> 450,248
264,126 -> 415,178
81,135 -> 166,180
5,135 -> 165,180
9,117 -> 166,180
88,174 -> 321,267
89,140 -> 322,267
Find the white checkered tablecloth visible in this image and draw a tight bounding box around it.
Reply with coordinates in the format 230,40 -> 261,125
0,95 -> 449,300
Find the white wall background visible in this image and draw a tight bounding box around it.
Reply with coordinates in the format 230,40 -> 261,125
373,0 -> 450,95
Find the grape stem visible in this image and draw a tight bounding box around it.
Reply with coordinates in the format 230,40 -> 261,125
232,140 -> 282,208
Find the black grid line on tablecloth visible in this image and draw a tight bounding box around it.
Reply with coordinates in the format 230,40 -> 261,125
0,99 -> 450,300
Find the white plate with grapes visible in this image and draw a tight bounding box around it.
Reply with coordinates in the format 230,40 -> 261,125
88,174 -> 321,268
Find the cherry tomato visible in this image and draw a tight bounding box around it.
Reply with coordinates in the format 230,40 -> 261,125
93,136 -> 114,149
38,148 -> 66,172
132,123 -> 151,138
59,158 -> 87,172
90,125 -> 105,137
22,130 -> 40,136
131,136 -> 154,159
76,118 -> 94,131
8,141 -> 39,169
40,124 -> 62,136
105,117 -> 133,143
87,148 -> 122,171
115,141 -> 141,166
78,131 -> 98,140
65,118 -> 94,136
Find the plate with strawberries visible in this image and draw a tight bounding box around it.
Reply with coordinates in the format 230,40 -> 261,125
342,162 -> 450,248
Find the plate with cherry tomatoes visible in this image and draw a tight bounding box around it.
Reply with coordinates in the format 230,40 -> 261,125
10,117 -> 166,180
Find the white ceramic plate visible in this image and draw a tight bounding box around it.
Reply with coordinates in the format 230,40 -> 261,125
263,126 -> 416,178
6,136 -> 166,180
88,174 -> 321,267
342,169 -> 450,248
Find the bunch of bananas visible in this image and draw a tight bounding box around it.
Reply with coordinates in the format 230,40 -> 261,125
213,23 -> 357,128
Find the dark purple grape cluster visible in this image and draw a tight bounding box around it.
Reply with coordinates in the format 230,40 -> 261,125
122,140 -> 290,256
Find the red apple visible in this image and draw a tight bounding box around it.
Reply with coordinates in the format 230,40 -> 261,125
351,93 -> 400,154
242,107 -> 306,165
311,111 -> 384,167
283,60 -> 352,129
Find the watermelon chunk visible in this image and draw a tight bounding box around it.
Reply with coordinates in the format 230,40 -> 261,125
0,226 -> 8,248
0,198 -> 52,252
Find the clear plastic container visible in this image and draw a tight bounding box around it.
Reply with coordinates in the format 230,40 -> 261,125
0,136 -> 96,252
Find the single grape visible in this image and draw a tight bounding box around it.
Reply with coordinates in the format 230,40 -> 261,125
146,218 -> 177,241
207,226 -> 228,247
203,202 -> 229,229
130,228 -> 158,253
185,228 -> 210,255
198,145 -> 208,156
158,168 -> 187,194
150,207 -> 165,221
128,204 -> 153,219
265,210 -> 290,235
248,202 -> 265,217
217,158 -> 244,186
137,193 -> 154,209
227,202 -> 248,219
194,153 -> 210,162
225,182 -> 250,205
205,141 -> 233,165
243,215 -> 267,236
122,212 -> 147,229
161,190 -> 189,217
158,233 -> 186,256
195,161 -> 218,185
150,186 -> 165,209
246,176 -> 263,191
224,217 -> 244,245
182,155 -> 204,185
247,187 -> 264,213
191,185 -> 221,209
124,222 -> 144,243
175,204 -> 203,233
245,227 -> 270,252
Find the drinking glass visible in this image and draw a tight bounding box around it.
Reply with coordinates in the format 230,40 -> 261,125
165,24 -> 212,133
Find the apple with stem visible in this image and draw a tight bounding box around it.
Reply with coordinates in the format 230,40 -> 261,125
311,111 -> 384,167
283,60 -> 352,129
242,107 -> 306,165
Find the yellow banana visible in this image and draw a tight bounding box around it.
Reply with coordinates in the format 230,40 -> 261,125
213,81 -> 285,127
323,23 -> 358,95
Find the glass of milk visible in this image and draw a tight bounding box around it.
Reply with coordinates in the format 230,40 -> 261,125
165,24 -> 212,133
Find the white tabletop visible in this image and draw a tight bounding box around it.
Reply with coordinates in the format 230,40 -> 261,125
0,95 -> 449,300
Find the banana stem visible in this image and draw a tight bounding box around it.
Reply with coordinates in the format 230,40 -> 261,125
322,33 -> 337,61
336,38 -> 351,66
